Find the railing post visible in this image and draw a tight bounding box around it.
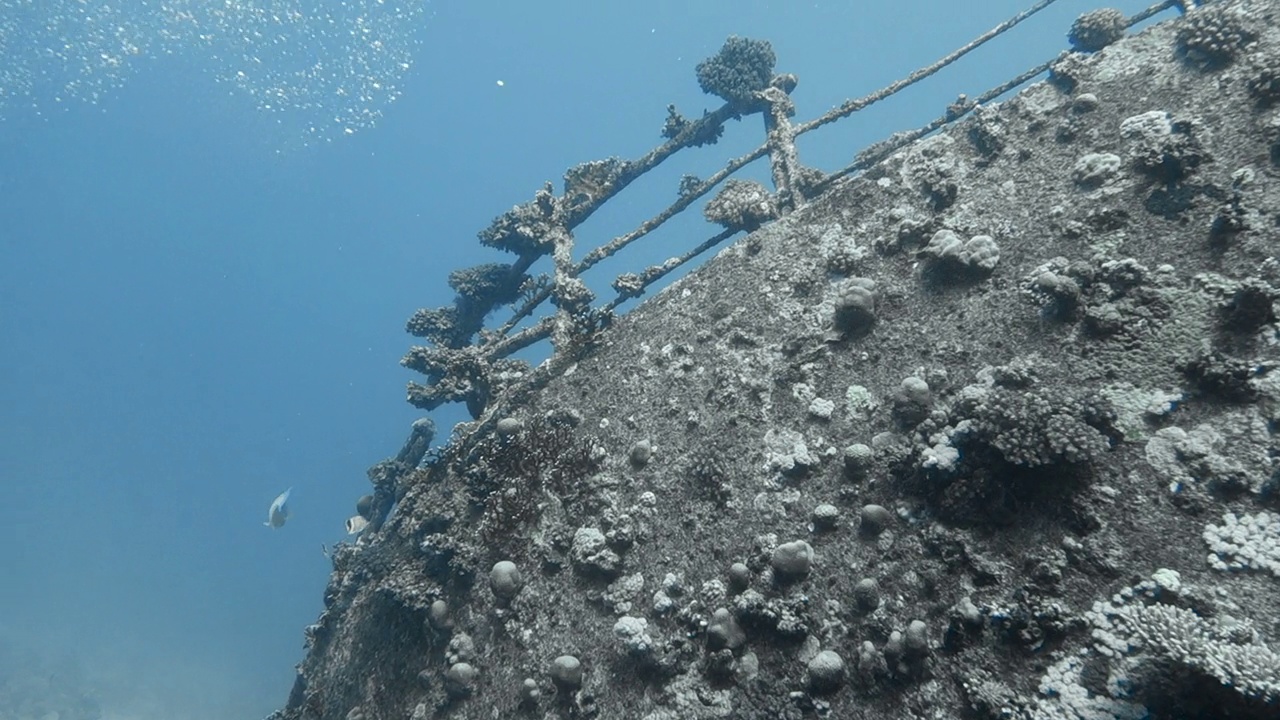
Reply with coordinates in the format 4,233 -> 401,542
548,223 -> 587,356
761,77 -> 803,213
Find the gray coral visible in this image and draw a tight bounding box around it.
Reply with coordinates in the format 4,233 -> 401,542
831,277 -> 878,336
703,179 -> 778,231
1176,4 -> 1256,69
1246,49 -> 1280,106
917,230 -> 1000,284
477,184 -> 559,257
1120,110 -> 1205,183
1068,8 -> 1128,53
972,386 -> 1113,468
695,36 -> 776,106
915,370 -> 1117,524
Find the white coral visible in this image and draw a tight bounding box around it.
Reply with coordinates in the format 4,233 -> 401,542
1033,654 -> 1146,720
1203,510 -> 1280,576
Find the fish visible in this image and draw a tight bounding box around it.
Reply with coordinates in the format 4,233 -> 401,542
265,487 -> 292,528
345,515 -> 369,535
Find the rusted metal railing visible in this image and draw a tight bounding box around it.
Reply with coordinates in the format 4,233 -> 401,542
385,0 -> 1192,481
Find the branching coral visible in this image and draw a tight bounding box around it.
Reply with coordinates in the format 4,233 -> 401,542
915,365 -> 1117,524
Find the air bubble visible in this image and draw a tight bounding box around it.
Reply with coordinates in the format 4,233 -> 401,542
0,0 -> 428,146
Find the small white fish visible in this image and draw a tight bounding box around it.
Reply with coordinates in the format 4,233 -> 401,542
265,487 -> 292,528
345,515 -> 369,535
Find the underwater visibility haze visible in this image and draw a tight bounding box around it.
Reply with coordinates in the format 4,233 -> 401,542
0,0 -> 1169,717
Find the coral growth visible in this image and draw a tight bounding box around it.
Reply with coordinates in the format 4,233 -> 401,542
695,36 -> 777,106
703,178 -> 778,231
1069,8 -> 1128,52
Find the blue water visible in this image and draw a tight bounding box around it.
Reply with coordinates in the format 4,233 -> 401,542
0,1 -> 1167,717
